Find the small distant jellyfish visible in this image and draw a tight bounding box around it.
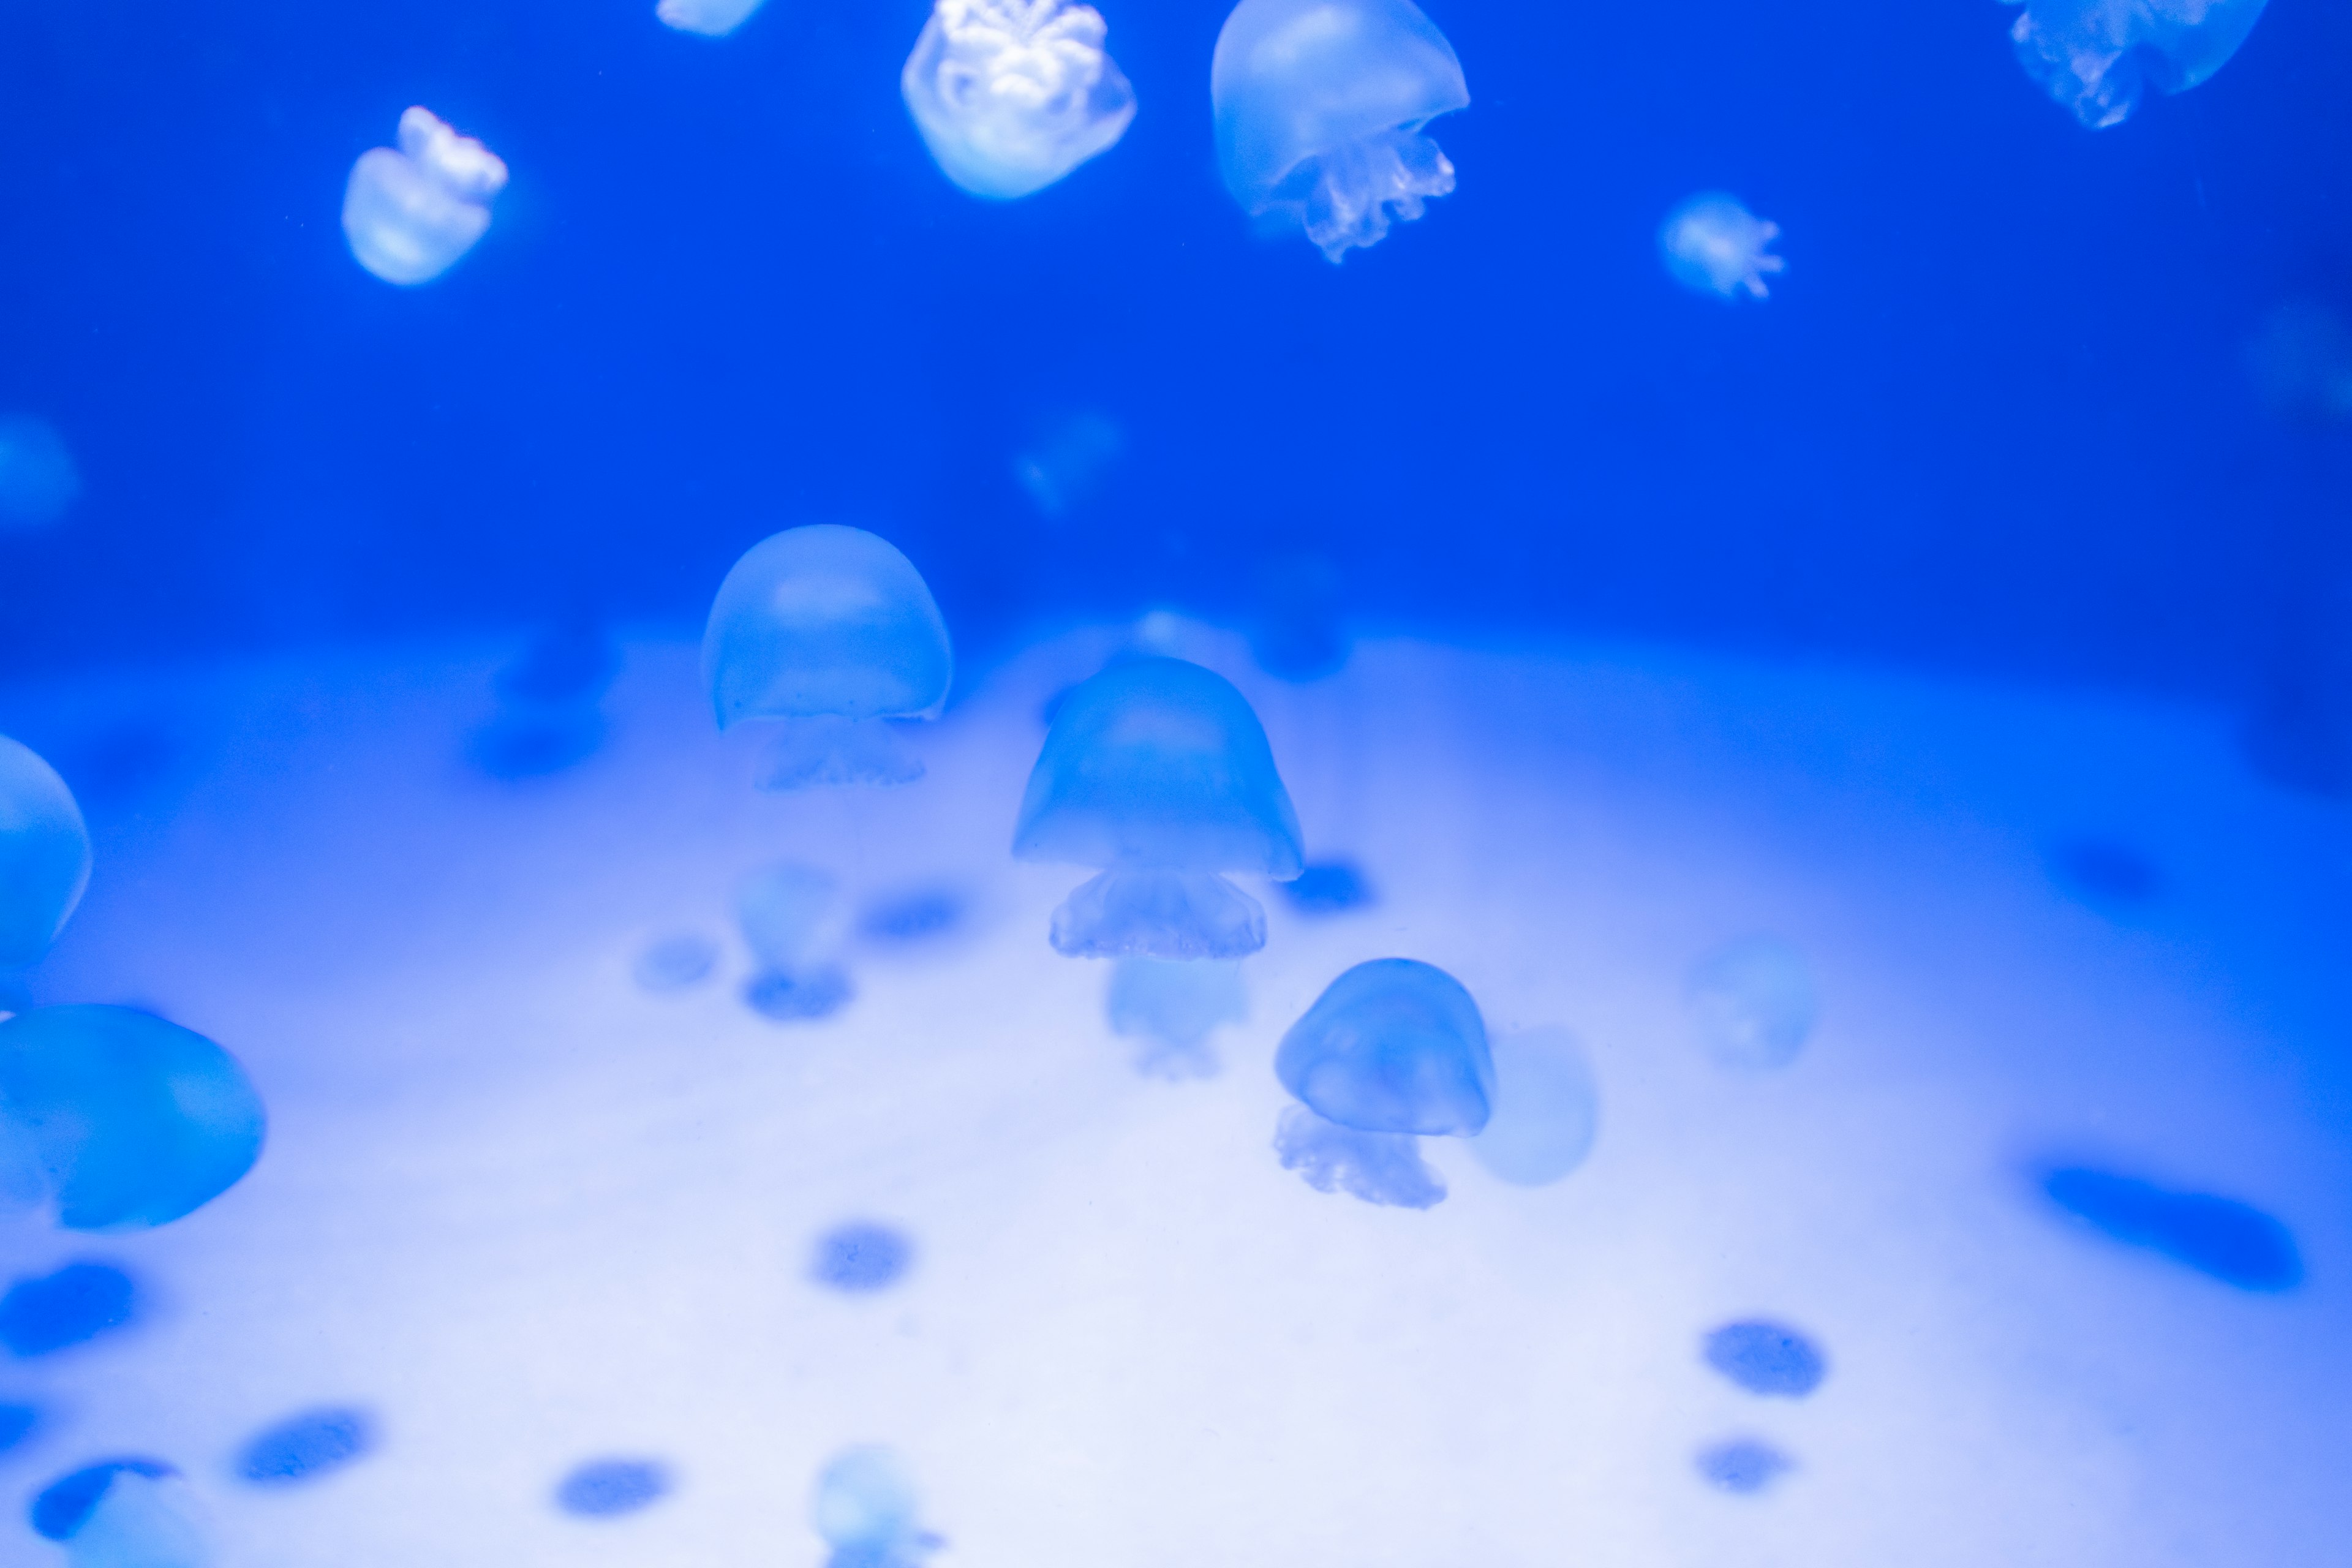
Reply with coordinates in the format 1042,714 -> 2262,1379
1703,1319 -> 1827,1398
1660,194 -> 1784,300
2003,0 -> 2269,130
32,1459 -> 210,1568
1467,1027 -> 1597,1188
1278,859 -> 1374,916
1106,957 -> 1246,1079
0,418 -> 81,530
902,0 -> 1136,200
737,863 -> 853,1021
657,0 -> 767,37
1686,935 -> 1817,1071
0,1261 -> 138,1357
1211,0 -> 1469,262
0,737 -> 92,971
812,1446 -> 941,1568
809,1221 -> 914,1292
236,1407 -> 375,1487
703,526 -> 953,790
1012,657 -> 1303,960
1272,958 -> 1493,1208
1012,411 -> 1125,519
1695,1437 -> 1792,1496
0,1006 -> 267,1230
633,932 -> 719,992
556,1458 -> 671,1518
342,107 -> 507,287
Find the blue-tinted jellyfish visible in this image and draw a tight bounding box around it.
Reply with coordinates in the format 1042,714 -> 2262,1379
1248,554 -> 1349,681
1695,1437 -> 1792,1495
236,1407 -> 375,1487
33,1459 -> 208,1567
1013,411 -> 1125,519
1703,1319 -> 1827,1398
0,1007 -> 266,1231
2003,0 -> 2269,129
0,418 -> 81,530
556,1458 -> 671,1518
658,0 -> 767,36
1272,958 -> 1492,1208
703,526 -> 952,790
1212,0 -> 1468,262
634,932 -> 720,992
856,887 -> 965,946
1686,936 -> 1817,1071
1467,1027 -> 1597,1187
1014,658 -> 1303,959
1660,194 -> 1784,300
738,863 -> 853,1020
0,1263 -> 137,1357
2040,1164 -> 2303,1291
2245,300 -> 2352,425
812,1446 -> 941,1568
809,1221 -> 914,1292
1106,958 -> 1246,1079
902,0 -> 1135,200
342,108 -> 507,287
0,1403 -> 40,1452
1278,859 -> 1374,916
0,737 -> 92,972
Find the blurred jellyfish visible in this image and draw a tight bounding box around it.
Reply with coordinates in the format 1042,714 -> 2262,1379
737,864 -> 853,1022
33,1460 -> 210,1568
0,418 -> 81,530
1687,936 -> 1817,1071
703,526 -> 952,790
1660,194 -> 1783,300
1014,657 -> 1303,959
1212,0 -> 1468,262
1013,411 -> 1125,519
2003,0 -> 2269,129
1467,1026 -> 1597,1187
812,1446 -> 941,1568
1248,552 -> 1349,680
342,107 -> 507,287
658,0 -> 767,36
902,0 -> 1136,200
0,737 -> 92,972
1272,958 -> 1492,1208
2245,300 -> 2352,425
1106,957 -> 1246,1078
0,1006 -> 266,1230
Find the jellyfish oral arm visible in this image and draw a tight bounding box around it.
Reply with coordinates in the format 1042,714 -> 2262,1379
1281,124 -> 1457,263
1049,870 -> 1268,959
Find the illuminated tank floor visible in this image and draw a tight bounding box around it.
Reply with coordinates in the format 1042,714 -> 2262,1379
0,624 -> 2345,1567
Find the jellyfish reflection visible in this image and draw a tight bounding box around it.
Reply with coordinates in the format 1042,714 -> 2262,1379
902,0 -> 1135,200
2003,0 -> 2269,129
342,108 -> 507,286
1660,194 -> 1783,300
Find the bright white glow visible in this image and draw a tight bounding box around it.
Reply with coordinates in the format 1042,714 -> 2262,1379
901,0 -> 1136,200
2003,0 -> 2269,129
341,107 -> 508,287
656,0 -> 767,37
1659,193 -> 1784,301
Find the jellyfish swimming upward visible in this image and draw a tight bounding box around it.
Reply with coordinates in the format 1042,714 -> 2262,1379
342,107 -> 507,286
0,737 -> 91,973
903,0 -> 1135,200
1212,0 -> 1469,262
2003,0 -> 2269,129
1014,658 -> 1302,959
1660,194 -> 1784,300
703,526 -> 954,790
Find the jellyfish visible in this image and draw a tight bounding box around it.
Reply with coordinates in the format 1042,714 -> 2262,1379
236,1407 -> 376,1487
2003,0 -> 2270,129
1686,935 -> 1816,1071
812,1446 -> 940,1568
1272,957 -> 1493,1208
1012,410 -> 1125,519
657,0 -> 767,37
556,1459 -> 672,1518
1466,1026 -> 1597,1187
32,1460 -> 210,1568
737,862 -> 853,1020
1660,194 -> 1783,300
703,526 -> 952,790
342,107 -> 508,287
902,0 -> 1135,200
1013,657 -> 1302,959
0,1006 -> 266,1230
1106,957 -> 1246,1078
0,737 -> 92,972
0,417 -> 81,530
1211,0 -> 1469,263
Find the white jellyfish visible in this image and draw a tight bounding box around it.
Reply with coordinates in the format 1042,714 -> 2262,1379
342,108 -> 508,287
902,0 -> 1136,200
1659,194 -> 1784,301
0,418 -> 80,531
1211,0 -> 1468,263
2003,0 -> 2269,130
657,0 -> 767,36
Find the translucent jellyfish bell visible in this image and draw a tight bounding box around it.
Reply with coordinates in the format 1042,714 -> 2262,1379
702,526 -> 953,790
812,1446 -> 940,1568
342,108 -> 508,287
1013,657 -> 1302,959
902,0 -> 1136,200
1211,0 -> 1469,262
1687,935 -> 1817,1071
0,418 -> 81,531
0,737 -> 92,971
2003,0 -> 2269,129
1660,194 -> 1784,300
657,0 -> 767,37
1467,1026 -> 1598,1187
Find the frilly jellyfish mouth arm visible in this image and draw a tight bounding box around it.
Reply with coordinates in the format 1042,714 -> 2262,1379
1291,126 -> 1457,264
902,0 -> 1136,199
1274,1106 -> 1446,1207
1049,870 -> 1267,959
755,717 -> 926,791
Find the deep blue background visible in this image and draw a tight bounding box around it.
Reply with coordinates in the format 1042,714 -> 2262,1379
1,0 -> 2347,697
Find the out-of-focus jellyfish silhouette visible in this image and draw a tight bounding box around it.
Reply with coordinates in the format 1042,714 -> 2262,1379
236,1408 -> 375,1487
1248,552 -> 1349,680
1212,0 -> 1468,262
1272,958 -> 1493,1208
0,737 -> 92,971
2244,300 -> 2352,424
1468,1026 -> 1597,1187
1695,1437 -> 1791,1495
342,108 -> 507,287
658,0 -> 767,37
1014,658 -> 1303,959
704,526 -> 952,790
812,1446 -> 941,1568
809,1221 -> 914,1292
1686,936 -> 1817,1071
0,1403 -> 37,1452
1703,1319 -> 1827,1397
469,619 -> 618,780
1660,194 -> 1784,300
0,418 -> 81,530
2045,836 -> 2163,908
32,1459 -> 209,1568
0,1262 -> 137,1357
2002,0 -> 2269,129
2039,1164 -> 2303,1291
634,932 -> 720,992
0,1007 -> 266,1230
1013,411 -> 1125,519
1278,859 -> 1375,916
856,887 -> 965,947
1107,958 -> 1246,1078
556,1458 -> 671,1518
902,0 -> 1135,200
737,862 -> 854,1020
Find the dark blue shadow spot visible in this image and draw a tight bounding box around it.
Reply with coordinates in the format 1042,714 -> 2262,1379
468,713 -> 606,780
1703,1319 -> 1826,1398
1278,862 -> 1374,916
1695,1438 -> 1790,1495
556,1458 -> 670,1518
496,622 -> 617,708
858,889 -> 964,945
2046,839 -> 2163,906
810,1223 -> 913,1293
237,1406 -> 375,1486
31,1458 -> 174,1540
745,967 -> 853,1022
0,1404 -> 39,1454
1,1264 -> 137,1357
2042,1166 -> 2304,1291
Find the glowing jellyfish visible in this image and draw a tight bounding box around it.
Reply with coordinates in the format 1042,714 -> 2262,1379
1013,657 -> 1302,959
1466,1026 -> 1597,1187
703,526 -> 953,790
33,1461 -> 210,1568
1660,194 -> 1783,300
0,737 -> 91,972
1687,935 -> 1817,1071
2003,0 -> 2269,129
0,1006 -> 267,1230
812,1446 -> 940,1568
1106,957 -> 1246,1078
658,0 -> 767,36
0,418 -> 81,530
1211,0 -> 1469,262
342,108 -> 508,287
1272,957 -> 1492,1208
1012,411 -> 1124,519
902,0 -> 1136,200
